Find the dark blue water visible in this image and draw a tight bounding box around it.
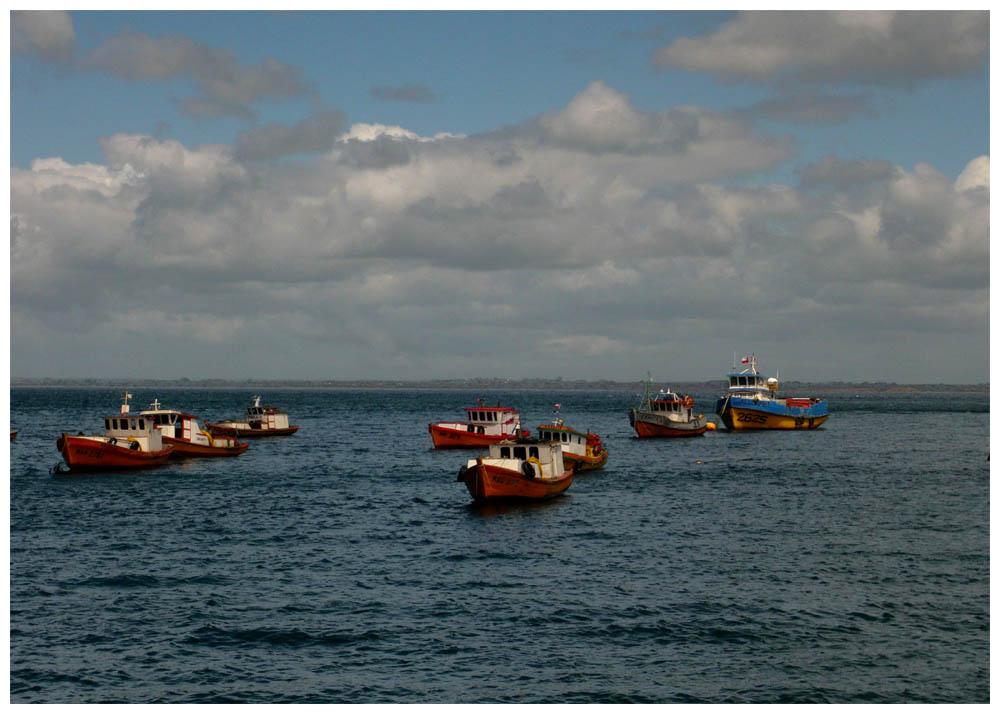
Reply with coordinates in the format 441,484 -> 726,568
10,388 -> 989,702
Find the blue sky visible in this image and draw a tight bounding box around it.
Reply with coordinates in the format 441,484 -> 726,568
9,10 -> 991,382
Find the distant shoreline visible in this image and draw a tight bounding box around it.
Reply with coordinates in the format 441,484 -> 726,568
9,378 -> 989,394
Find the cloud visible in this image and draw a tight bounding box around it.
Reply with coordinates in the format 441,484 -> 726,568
654,11 -> 988,86
83,31 -> 312,118
234,111 -> 348,161
741,93 -> 875,125
371,83 -> 438,103
10,83 -> 989,381
11,11 -> 76,62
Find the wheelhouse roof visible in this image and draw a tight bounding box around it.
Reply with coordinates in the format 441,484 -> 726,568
140,408 -> 199,419
464,406 -> 518,412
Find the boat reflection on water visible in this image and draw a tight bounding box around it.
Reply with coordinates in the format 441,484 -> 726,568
466,495 -> 574,518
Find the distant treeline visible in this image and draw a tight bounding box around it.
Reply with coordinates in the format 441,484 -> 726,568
10,377 -> 989,393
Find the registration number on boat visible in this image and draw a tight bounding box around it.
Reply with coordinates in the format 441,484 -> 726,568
736,412 -> 768,424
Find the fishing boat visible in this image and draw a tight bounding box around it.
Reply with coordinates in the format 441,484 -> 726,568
629,378 -> 708,438
55,392 -> 173,471
535,416 -> 608,471
715,354 -> 829,430
141,400 -> 248,458
457,439 -> 573,502
206,396 -> 299,437
428,404 -> 527,449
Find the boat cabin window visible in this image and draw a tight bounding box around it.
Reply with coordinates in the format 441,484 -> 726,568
138,419 -> 145,430
500,446 -> 510,458
513,446 -> 527,460
561,433 -> 568,442
529,446 -> 539,458
730,377 -> 738,387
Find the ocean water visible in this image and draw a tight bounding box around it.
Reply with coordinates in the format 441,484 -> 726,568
9,387 -> 989,703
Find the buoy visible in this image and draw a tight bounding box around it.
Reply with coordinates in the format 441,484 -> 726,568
706,422 -> 717,431
696,460 -> 702,464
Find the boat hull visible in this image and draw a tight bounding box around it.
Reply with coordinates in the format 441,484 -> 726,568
205,422 -> 298,437
629,410 -> 708,438
716,397 -> 829,431
428,423 -> 518,449
460,461 -> 573,502
56,434 -> 173,471
162,435 -> 249,458
562,449 -> 609,472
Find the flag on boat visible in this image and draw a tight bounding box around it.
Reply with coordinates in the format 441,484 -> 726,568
554,403 -> 561,412
741,357 -> 750,364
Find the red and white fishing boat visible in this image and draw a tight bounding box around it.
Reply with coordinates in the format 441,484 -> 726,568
141,399 -> 248,458
206,396 -> 299,437
55,392 -> 173,471
536,417 -> 608,472
429,404 -> 527,449
457,439 -> 573,502
629,378 -> 708,438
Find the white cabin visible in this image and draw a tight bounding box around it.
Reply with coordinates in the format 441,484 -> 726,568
468,440 -> 567,480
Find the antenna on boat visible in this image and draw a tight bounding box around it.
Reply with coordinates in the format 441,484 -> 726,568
121,391 -> 132,415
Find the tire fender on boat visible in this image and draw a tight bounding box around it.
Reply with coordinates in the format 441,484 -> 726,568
457,464 -> 468,482
523,457 -> 542,479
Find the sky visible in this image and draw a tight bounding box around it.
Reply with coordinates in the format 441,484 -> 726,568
8,10 -> 991,383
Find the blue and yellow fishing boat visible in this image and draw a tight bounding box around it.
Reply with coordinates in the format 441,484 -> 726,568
715,354 -> 829,431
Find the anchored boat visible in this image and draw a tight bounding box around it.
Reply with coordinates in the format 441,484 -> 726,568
141,400 -> 248,457
629,378 -> 708,438
55,392 -> 173,471
206,396 -> 299,437
429,403 -> 527,449
535,418 -> 608,471
715,354 -> 829,430
457,439 -> 573,502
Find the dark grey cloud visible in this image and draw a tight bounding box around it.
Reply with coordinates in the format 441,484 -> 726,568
742,93 -> 875,125
654,11 -> 988,87
234,111 -> 347,161
797,156 -> 895,190
11,11 -> 76,62
84,31 -> 312,118
371,83 -> 438,103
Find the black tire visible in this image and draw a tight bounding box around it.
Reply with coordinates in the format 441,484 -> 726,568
521,461 -> 535,479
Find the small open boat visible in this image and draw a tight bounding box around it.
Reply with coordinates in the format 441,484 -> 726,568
55,392 -> 173,471
535,418 -> 608,471
457,439 -> 573,502
206,396 -> 299,437
629,378 -> 708,438
141,399 -> 248,458
715,354 -> 829,430
429,403 -> 527,449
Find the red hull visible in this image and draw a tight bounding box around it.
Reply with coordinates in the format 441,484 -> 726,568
632,420 -> 707,438
460,462 -> 573,502
428,423 -> 520,449
205,423 -> 298,438
56,434 -> 173,471
162,436 -> 249,458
